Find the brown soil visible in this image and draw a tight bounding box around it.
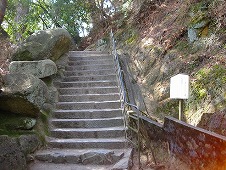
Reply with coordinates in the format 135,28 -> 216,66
131,150 -> 190,170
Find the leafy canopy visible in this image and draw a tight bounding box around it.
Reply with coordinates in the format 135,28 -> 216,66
3,0 -> 133,42
4,0 -> 91,42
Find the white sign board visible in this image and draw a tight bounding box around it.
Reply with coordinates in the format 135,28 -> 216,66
170,74 -> 189,99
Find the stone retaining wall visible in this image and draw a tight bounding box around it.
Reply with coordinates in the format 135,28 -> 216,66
140,116 -> 226,169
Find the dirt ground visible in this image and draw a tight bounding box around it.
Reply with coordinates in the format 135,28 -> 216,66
131,150 -> 190,170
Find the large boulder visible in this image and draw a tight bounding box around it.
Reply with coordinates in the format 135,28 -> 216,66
9,59 -> 57,78
0,73 -> 49,117
12,28 -> 72,61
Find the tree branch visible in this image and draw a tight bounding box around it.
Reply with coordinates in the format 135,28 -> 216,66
32,1 -> 62,28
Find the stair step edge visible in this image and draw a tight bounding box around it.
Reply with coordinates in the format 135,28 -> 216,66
47,137 -> 127,142
50,127 -> 125,131
53,109 -> 123,113
57,100 -> 121,104
50,117 -> 123,121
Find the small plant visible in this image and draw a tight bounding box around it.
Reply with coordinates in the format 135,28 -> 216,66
125,29 -> 139,45
186,64 -> 226,111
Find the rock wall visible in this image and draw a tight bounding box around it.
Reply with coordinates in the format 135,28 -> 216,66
0,28 -> 72,169
140,115 -> 226,169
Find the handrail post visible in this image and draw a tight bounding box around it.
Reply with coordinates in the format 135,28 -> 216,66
137,109 -> 141,170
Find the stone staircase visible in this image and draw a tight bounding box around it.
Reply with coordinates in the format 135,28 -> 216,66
29,51 -> 133,170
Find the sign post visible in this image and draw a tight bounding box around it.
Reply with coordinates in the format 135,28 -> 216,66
170,74 -> 189,120
178,99 -> 183,121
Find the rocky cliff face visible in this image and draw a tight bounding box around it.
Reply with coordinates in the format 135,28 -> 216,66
88,0 -> 226,128
115,0 -> 226,127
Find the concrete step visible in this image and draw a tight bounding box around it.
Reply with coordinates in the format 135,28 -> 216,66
34,148 -> 130,165
35,149 -> 124,164
56,101 -> 121,110
47,137 -> 127,149
65,64 -> 114,71
59,93 -> 120,102
58,87 -> 119,95
58,80 -> 118,88
68,59 -> 114,66
63,74 -> 117,82
50,127 -> 125,138
69,52 -> 111,59
30,51 -> 132,170
29,162 -> 110,170
52,109 -> 123,119
30,148 -> 133,169
50,117 -> 124,128
64,69 -> 116,77
69,50 -> 109,55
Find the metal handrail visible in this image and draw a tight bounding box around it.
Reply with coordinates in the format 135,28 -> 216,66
110,29 -> 141,169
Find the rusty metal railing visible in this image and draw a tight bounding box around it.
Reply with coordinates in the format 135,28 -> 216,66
110,29 -> 141,169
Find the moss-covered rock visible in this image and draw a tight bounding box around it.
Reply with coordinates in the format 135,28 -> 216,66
12,28 -> 72,61
5,117 -> 36,131
0,73 -> 49,117
0,111 -> 34,136
9,59 -> 57,79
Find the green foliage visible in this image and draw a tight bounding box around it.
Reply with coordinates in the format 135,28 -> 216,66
5,1 -> 30,41
2,0 -> 136,43
50,0 -> 91,38
4,0 -> 91,42
39,110 -> 49,135
187,64 -> 226,110
125,29 -> 138,44
189,0 -> 208,25
189,1 -> 209,14
155,100 -> 179,120
175,40 -> 190,53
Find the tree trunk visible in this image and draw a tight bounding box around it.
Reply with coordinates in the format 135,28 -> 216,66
0,0 -> 7,25
14,1 -> 29,42
87,0 -> 99,27
87,0 -> 110,28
